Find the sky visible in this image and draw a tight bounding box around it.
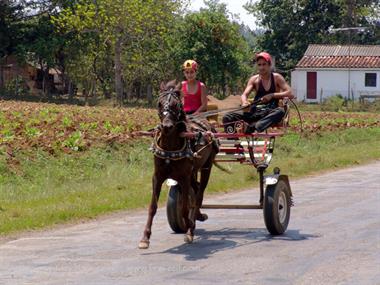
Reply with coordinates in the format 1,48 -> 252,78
189,0 -> 258,30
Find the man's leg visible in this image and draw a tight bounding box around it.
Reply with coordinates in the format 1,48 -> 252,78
254,107 -> 285,132
222,111 -> 245,133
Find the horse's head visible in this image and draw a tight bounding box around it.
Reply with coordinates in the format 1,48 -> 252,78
158,80 -> 186,134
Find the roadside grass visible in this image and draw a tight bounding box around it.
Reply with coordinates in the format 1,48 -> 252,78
1,127 -> 379,236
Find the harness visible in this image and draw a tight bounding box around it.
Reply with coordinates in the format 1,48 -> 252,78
150,131 -> 194,163
152,88 -> 216,163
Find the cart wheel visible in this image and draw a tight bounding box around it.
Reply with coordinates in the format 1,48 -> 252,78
263,179 -> 291,235
166,185 -> 187,233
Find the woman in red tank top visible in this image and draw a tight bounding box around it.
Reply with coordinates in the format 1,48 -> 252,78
181,60 -> 208,115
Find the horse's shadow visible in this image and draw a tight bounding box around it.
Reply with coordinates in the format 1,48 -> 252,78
142,227 -> 320,261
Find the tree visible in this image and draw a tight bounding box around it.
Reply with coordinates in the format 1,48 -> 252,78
245,0 -> 380,72
54,0 -> 186,105
245,0 -> 342,72
0,1 -> 84,97
172,0 -> 252,97
0,1 -> 24,59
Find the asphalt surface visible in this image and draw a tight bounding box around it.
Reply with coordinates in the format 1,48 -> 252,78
1,162 -> 379,285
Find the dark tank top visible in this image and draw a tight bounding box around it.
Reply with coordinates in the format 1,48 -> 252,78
254,73 -> 278,109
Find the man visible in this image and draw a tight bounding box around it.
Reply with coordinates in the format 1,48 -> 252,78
223,52 -> 294,133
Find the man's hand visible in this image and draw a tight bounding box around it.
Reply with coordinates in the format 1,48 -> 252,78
241,100 -> 250,107
260,93 -> 274,104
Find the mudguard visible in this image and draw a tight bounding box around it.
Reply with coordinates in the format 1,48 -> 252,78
166,179 -> 178,186
264,174 -> 293,197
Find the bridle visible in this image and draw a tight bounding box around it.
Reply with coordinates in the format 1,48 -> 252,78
158,88 -> 185,123
153,87 -> 193,163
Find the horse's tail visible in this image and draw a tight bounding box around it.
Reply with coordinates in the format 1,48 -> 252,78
213,161 -> 232,174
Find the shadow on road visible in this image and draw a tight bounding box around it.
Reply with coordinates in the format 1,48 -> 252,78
142,228 -> 320,261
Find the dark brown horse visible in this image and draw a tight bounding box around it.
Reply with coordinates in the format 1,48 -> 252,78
139,80 -> 218,249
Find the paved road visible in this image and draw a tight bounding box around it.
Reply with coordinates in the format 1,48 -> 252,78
1,162 -> 380,285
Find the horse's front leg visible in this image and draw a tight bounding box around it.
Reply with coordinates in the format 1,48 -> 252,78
182,176 -> 196,244
195,156 -> 214,222
139,173 -> 164,249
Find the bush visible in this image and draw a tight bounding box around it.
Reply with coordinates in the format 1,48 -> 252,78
322,95 -> 345,112
1,76 -> 30,98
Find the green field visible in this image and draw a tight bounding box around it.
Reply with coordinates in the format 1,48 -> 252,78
1,127 -> 380,236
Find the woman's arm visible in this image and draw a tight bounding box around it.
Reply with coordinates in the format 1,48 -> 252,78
194,83 -> 208,114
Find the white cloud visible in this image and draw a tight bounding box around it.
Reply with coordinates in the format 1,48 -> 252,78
189,0 -> 258,30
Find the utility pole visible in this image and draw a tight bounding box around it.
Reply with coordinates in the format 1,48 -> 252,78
329,26 -> 370,100
346,0 -> 355,100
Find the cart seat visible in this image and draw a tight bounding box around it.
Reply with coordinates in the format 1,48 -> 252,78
207,103 -> 218,125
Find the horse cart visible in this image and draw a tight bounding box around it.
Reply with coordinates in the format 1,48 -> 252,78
137,83 -> 295,249
166,119 -> 293,236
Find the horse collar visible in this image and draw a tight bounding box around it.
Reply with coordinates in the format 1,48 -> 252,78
150,132 -> 194,161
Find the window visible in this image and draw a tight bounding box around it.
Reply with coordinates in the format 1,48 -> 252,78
365,73 -> 377,87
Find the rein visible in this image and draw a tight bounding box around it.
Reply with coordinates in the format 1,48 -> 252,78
187,99 -> 262,121
187,98 -> 304,134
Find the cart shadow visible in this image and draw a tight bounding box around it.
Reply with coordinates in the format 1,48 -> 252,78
142,228 -> 320,261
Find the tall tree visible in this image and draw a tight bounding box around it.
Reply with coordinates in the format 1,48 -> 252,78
245,0 -> 380,72
0,1 -> 24,58
172,0 -> 252,96
54,0 -> 186,105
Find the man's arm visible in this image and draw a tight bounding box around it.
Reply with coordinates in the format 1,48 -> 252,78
273,74 -> 294,99
241,76 -> 256,106
260,74 -> 294,103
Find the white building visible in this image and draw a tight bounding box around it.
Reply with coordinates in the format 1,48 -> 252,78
291,44 -> 380,103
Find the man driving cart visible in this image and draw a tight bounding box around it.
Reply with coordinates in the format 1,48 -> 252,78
223,52 -> 294,133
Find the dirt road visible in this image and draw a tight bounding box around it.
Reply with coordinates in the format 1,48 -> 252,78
1,162 -> 379,285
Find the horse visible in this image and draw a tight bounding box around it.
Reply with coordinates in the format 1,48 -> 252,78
139,80 -> 218,249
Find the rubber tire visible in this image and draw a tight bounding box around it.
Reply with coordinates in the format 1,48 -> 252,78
166,185 -> 187,233
263,179 -> 291,235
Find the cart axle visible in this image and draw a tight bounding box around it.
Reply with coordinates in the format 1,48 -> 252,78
201,204 -> 263,210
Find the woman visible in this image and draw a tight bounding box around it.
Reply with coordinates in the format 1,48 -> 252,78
181,60 -> 208,115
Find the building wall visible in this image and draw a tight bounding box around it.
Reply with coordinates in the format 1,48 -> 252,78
0,55 -> 38,91
291,68 -> 380,102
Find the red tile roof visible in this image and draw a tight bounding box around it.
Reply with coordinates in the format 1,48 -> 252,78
296,44 -> 380,68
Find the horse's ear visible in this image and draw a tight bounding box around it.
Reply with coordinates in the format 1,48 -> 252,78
175,81 -> 182,92
160,81 -> 166,92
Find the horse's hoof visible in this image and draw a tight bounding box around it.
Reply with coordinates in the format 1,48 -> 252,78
184,234 -> 194,244
197,213 -> 208,222
138,240 -> 150,249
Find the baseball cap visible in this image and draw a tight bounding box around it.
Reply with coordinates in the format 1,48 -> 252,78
255,52 -> 272,64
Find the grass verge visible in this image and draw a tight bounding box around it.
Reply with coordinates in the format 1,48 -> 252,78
1,127 -> 380,236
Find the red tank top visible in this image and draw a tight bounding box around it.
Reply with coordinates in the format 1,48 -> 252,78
182,81 -> 203,113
